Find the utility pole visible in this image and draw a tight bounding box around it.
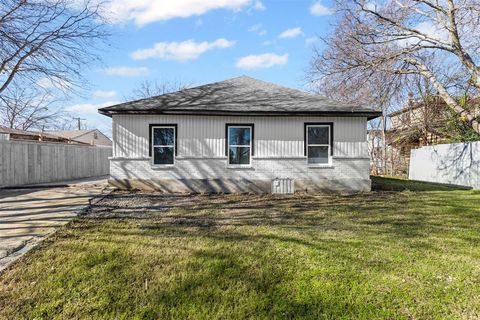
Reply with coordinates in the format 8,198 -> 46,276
72,117 -> 85,130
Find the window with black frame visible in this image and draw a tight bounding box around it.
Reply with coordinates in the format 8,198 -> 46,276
306,124 -> 332,165
151,126 -> 175,165
227,125 -> 252,166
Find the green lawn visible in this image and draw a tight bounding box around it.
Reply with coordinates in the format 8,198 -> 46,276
370,176 -> 472,192
1,177 -> 480,319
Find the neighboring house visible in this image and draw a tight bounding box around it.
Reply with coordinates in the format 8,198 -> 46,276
49,129 -> 112,146
0,126 -> 87,144
385,98 -> 451,175
388,98 -> 450,146
369,97 -> 472,176
98,76 -> 381,193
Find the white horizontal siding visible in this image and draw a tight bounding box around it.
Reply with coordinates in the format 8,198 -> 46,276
113,115 -> 368,159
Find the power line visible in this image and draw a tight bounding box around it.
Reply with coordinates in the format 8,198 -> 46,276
72,117 -> 86,130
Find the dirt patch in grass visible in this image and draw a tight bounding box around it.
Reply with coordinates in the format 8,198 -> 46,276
84,191 -> 394,227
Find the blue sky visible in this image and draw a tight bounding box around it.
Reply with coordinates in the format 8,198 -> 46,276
66,0 -> 335,136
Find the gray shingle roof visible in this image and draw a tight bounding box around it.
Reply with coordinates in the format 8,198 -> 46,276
98,76 -> 381,119
45,130 -> 94,139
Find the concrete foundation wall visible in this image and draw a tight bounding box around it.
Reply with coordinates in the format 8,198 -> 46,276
110,157 -> 371,193
0,140 -> 112,188
409,141 -> 480,189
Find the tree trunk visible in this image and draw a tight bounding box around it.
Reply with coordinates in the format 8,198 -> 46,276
405,58 -> 480,134
445,0 -> 480,90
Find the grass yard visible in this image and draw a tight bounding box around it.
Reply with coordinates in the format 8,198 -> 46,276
1,177 -> 480,319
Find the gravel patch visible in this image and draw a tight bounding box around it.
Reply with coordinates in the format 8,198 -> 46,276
81,190 -> 320,231
84,191 -> 210,218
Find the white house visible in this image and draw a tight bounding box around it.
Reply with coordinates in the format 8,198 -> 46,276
99,76 -> 381,193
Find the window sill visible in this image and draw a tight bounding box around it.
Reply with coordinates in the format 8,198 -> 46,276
151,165 -> 175,170
307,164 -> 335,169
176,156 -> 227,160
226,165 -> 254,170
251,156 -> 307,159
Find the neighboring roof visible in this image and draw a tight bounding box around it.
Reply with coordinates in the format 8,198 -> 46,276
0,126 -> 87,144
1,126 -> 61,139
50,129 -> 112,145
387,96 -> 476,117
98,76 -> 382,119
47,129 -> 95,139
388,101 -> 428,117
0,126 -> 32,135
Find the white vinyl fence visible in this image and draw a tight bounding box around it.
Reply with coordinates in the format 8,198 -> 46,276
409,141 -> 480,189
0,140 -> 111,188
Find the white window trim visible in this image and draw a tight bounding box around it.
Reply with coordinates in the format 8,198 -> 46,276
227,125 -> 252,167
306,124 -> 332,166
151,125 -> 176,166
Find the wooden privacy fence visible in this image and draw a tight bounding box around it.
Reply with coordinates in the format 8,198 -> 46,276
0,140 -> 112,188
409,141 -> 479,189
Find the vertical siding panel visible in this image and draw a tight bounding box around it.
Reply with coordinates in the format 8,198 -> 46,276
114,115 -> 368,159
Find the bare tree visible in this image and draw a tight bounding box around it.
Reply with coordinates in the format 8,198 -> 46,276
129,79 -> 192,99
0,0 -> 109,95
310,0 -> 480,133
0,84 -> 63,130
308,59 -> 405,174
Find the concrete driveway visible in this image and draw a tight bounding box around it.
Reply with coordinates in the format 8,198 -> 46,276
0,177 -> 110,272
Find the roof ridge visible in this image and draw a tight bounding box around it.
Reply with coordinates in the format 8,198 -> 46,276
102,76 -> 315,110
46,129 -> 96,139
228,75 -> 315,95
72,129 -> 96,138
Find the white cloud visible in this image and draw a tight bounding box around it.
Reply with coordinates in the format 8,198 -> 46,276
416,21 -> 448,41
252,0 -> 266,11
248,23 -> 267,36
310,1 -> 332,16
364,1 -> 377,11
66,101 -> 120,114
37,77 -> 55,89
101,66 -> 150,77
36,77 -> 71,91
248,24 -> 261,32
93,90 -> 117,99
131,38 -> 235,62
279,27 -> 303,39
305,36 -> 319,46
397,21 -> 448,47
235,53 -> 288,69
103,0 -> 259,26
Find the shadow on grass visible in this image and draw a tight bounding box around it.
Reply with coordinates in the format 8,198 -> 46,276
56,221 -> 403,318
371,176 -> 471,192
